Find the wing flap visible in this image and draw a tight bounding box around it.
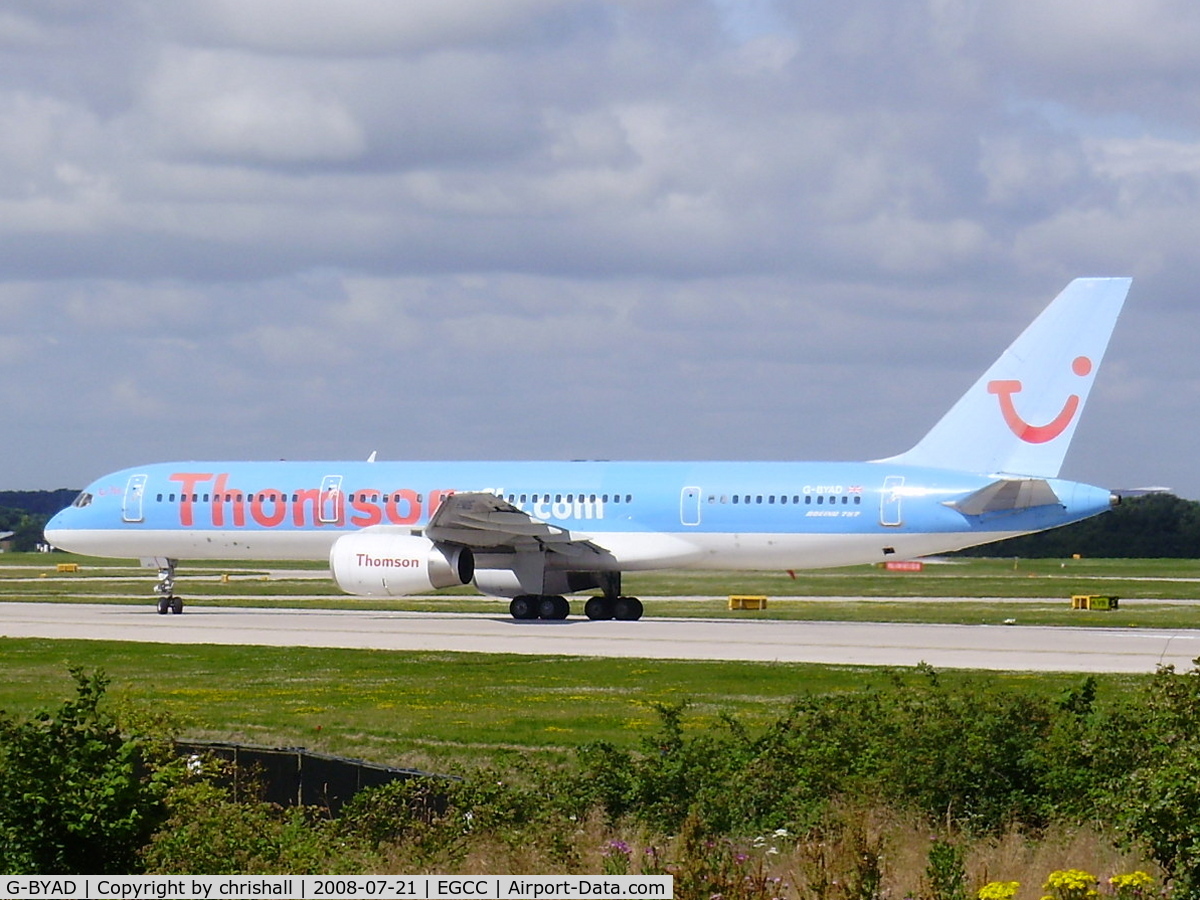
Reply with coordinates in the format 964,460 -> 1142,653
426,492 -> 604,554
945,478 -> 1062,516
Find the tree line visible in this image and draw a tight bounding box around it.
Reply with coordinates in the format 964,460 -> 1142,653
0,490 -> 77,551
953,492 -> 1200,558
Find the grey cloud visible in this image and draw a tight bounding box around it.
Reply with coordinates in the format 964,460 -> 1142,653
160,0 -> 588,57
0,1 -> 1196,498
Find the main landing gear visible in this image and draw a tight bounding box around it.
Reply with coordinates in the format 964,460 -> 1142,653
154,560 -> 183,615
507,593 -> 643,621
508,594 -> 569,620
584,595 -> 643,621
584,572 -> 643,621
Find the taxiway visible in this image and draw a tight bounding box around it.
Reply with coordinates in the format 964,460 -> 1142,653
1,601 -> 1197,672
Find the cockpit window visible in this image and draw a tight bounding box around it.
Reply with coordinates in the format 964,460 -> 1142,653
71,492 -> 93,508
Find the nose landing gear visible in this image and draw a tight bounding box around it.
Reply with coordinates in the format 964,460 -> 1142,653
153,560 -> 183,614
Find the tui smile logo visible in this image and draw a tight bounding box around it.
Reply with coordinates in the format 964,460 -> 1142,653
988,356 -> 1092,444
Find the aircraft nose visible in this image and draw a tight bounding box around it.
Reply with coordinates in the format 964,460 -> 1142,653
43,507 -> 72,550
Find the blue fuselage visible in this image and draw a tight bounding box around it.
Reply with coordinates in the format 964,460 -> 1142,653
46,459 -> 1113,571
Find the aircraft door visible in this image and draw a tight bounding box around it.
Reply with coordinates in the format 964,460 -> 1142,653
319,475 -> 344,524
880,476 -> 904,527
680,486 -> 701,526
122,474 -> 148,523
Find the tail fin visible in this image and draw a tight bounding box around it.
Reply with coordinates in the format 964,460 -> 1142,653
887,277 -> 1131,478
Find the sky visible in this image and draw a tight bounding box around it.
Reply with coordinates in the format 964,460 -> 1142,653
1,1 -> 1198,498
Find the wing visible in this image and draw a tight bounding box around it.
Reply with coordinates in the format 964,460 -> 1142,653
425,491 -> 610,562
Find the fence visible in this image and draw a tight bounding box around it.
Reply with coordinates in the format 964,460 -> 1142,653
175,740 -> 453,814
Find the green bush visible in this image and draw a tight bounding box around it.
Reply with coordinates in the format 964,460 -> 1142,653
143,780 -> 377,874
571,669 -> 1111,835
0,669 -> 178,874
1106,661 -> 1200,900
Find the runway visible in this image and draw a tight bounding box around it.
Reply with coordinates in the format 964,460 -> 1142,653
2,601 -> 1198,672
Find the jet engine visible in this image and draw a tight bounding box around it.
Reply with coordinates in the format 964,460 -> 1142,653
329,532 -> 473,597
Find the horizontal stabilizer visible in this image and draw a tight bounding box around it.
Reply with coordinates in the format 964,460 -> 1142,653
1110,486 -> 1172,498
945,478 -> 1062,516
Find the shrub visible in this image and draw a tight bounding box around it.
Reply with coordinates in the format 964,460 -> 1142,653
143,779 -> 376,874
0,669 -> 178,874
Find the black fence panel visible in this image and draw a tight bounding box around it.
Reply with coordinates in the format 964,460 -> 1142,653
175,740 -> 453,814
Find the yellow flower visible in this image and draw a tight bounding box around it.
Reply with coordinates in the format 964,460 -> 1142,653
1109,873 -> 1153,890
1109,871 -> 1154,900
1043,870 -> 1098,900
978,881 -> 1020,900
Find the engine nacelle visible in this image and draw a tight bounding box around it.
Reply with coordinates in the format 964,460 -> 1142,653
330,532 -> 474,597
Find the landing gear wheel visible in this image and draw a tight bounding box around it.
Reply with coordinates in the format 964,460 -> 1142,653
510,595 -> 539,620
585,596 -> 614,620
170,596 -> 184,615
537,595 -> 570,620
613,596 -> 644,621
157,597 -> 170,616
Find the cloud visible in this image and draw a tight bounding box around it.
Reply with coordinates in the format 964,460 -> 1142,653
0,1 -> 1197,499
164,0 -> 579,56
144,51 -> 366,164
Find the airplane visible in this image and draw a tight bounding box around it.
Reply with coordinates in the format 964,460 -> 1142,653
45,277 -> 1131,620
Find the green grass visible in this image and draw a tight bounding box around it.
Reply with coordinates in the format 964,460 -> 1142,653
0,636 -> 1143,772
